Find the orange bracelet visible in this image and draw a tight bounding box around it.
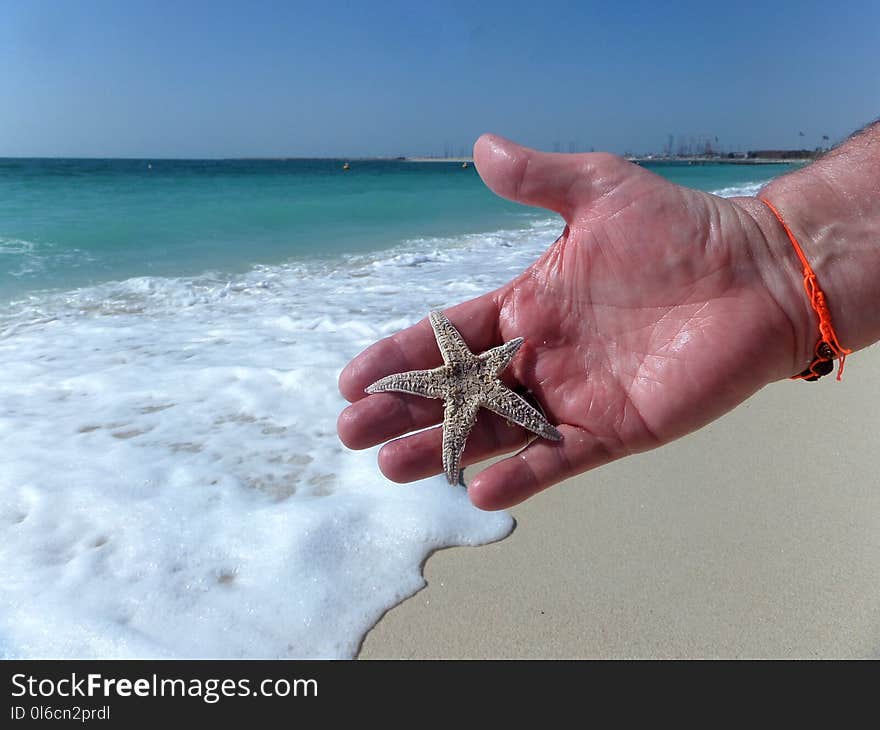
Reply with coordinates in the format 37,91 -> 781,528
758,196 -> 852,382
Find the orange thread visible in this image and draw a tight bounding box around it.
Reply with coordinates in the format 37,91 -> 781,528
759,196 -> 852,381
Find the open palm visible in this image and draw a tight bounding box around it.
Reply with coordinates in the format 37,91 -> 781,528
338,134 -> 802,509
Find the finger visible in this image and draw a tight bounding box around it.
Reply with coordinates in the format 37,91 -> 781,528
473,133 -> 623,219
467,425 -> 619,511
376,412 -> 531,483
337,393 -> 443,450
338,291 -> 503,403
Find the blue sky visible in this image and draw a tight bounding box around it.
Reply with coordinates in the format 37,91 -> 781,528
1,0 -> 878,158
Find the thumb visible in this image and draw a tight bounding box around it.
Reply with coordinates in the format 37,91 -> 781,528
473,133 -> 620,220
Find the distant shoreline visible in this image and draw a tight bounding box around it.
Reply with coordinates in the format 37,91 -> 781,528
402,157 -> 474,163
402,155 -> 809,165
626,155 -> 811,165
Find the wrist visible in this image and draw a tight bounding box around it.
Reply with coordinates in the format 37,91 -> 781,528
725,121 -> 880,380
760,167 -> 879,357
728,195 -> 818,378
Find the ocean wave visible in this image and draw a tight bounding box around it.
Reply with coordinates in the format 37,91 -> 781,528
710,181 -> 765,198
0,236 -> 39,255
0,236 -> 95,282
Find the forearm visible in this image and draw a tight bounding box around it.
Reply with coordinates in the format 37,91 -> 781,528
735,120 -> 880,375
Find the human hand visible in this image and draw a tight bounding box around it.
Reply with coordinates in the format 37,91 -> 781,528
338,134 -> 814,510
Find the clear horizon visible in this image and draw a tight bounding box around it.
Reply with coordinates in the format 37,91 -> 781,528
2,0 -> 878,159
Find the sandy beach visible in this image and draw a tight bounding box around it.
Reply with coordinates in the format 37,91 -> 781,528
360,344 -> 880,659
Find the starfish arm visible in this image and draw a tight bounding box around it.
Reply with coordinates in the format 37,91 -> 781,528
482,382 -> 563,442
442,398 -> 480,485
429,310 -> 477,366
480,337 -> 524,377
365,367 -> 449,399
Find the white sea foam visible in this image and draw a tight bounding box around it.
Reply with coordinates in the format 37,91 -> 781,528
0,218 -> 577,659
710,181 -> 765,198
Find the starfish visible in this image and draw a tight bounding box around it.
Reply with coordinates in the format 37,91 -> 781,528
365,311 -> 562,485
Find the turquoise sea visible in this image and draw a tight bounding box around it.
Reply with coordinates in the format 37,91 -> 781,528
0,157 -> 797,658
0,158 -> 795,300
